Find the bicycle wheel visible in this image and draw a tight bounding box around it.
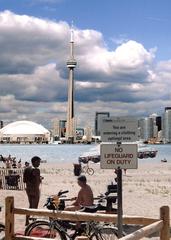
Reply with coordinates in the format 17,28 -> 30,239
0,223 -> 5,231
0,223 -> 5,239
25,219 -> 39,235
25,220 -> 66,239
87,167 -> 94,175
90,226 -> 120,240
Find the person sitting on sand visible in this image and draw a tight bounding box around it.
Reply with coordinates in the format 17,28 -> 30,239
6,159 -> 12,169
65,175 -> 94,211
12,160 -> 17,168
23,156 -> 42,225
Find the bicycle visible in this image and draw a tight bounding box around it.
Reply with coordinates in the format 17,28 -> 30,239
25,218 -> 119,239
25,190 -> 122,239
81,163 -> 94,176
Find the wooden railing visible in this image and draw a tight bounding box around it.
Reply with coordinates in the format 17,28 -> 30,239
4,196 -> 170,240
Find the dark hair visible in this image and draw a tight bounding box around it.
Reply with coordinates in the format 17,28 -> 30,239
31,156 -> 41,164
77,175 -> 87,183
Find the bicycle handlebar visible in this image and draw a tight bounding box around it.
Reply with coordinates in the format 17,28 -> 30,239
58,190 -> 69,196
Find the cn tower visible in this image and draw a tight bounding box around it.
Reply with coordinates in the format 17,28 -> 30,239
66,26 -> 77,143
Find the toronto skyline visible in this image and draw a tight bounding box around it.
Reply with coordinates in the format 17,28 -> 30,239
0,0 -> 171,129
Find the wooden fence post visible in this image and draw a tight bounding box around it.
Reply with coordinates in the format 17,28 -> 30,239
160,206 -> 170,240
5,196 -> 14,240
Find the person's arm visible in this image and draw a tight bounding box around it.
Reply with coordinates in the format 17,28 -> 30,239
70,197 -> 76,201
72,189 -> 82,206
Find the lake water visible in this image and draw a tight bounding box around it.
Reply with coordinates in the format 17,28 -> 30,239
0,143 -> 171,164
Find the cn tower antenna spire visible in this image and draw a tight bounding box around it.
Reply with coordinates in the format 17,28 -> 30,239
70,21 -> 75,58
70,21 -> 74,43
66,23 -> 77,143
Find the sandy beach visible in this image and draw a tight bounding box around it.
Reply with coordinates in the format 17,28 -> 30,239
0,161 -> 171,238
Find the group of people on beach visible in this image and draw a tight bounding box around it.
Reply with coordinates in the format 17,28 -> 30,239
23,155 -> 94,225
0,154 -> 30,169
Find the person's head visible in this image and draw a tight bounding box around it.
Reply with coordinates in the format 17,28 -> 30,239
77,175 -> 87,187
31,156 -> 41,168
25,161 -> 29,167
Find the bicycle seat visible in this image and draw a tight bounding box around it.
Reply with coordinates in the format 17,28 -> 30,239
80,205 -> 99,213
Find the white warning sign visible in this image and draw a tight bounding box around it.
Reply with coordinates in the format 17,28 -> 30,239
100,143 -> 138,169
100,117 -> 138,142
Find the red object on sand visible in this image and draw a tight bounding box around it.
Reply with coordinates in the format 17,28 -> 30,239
15,227 -> 56,237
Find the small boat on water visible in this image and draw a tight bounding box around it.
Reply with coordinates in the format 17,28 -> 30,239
161,158 -> 167,163
78,155 -> 100,164
137,150 -> 157,159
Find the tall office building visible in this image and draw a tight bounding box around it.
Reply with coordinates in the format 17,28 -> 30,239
163,108 -> 171,143
95,112 -> 110,136
59,120 -> 67,138
165,107 -> 171,112
149,114 -> 159,138
138,117 -> 155,141
52,118 -> 60,137
0,121 -> 3,129
66,26 -> 77,143
52,119 -> 67,138
84,126 -> 92,142
138,115 -> 162,142
156,116 -> 162,132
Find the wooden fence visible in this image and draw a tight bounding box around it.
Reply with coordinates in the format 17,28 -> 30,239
0,168 -> 25,190
4,196 -> 170,240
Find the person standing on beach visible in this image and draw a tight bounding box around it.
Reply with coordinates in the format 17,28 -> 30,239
65,175 -> 94,211
23,156 -> 42,225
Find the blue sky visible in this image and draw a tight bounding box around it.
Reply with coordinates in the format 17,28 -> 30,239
0,0 -> 171,129
1,0 -> 171,60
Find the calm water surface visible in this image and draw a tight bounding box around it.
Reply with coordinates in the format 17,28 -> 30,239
0,144 -> 93,163
0,143 -> 171,164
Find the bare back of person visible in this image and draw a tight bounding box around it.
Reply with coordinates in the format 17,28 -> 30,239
65,176 -> 94,211
76,184 -> 93,207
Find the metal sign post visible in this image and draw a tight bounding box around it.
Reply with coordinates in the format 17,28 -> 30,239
117,167 -> 123,238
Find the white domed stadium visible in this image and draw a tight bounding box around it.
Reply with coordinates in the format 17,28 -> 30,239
0,121 -> 50,144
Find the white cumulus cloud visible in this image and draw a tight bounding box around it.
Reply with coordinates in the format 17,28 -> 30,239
0,10 -> 170,128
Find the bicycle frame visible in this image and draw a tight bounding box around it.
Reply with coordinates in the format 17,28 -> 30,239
52,220 -> 101,239
81,163 -> 94,175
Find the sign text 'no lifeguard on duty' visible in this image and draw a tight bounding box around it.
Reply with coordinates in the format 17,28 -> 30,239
100,117 -> 138,142
100,143 -> 138,169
